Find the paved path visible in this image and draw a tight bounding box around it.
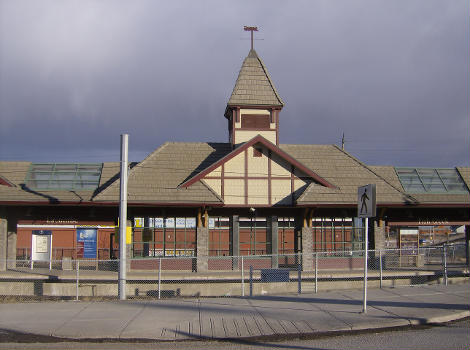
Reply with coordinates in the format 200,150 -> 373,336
0,283 -> 468,341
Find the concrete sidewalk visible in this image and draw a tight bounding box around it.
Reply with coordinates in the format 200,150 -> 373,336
0,283 -> 468,341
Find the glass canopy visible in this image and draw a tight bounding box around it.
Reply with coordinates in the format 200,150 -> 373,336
25,163 -> 103,190
395,167 -> 468,193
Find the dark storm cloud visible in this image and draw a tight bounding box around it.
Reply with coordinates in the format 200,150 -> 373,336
0,0 -> 468,167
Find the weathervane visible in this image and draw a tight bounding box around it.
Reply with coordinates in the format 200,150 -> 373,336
244,26 -> 258,50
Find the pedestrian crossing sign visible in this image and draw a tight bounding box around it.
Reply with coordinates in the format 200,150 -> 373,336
358,184 -> 376,218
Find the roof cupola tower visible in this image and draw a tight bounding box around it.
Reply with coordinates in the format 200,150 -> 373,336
225,27 -> 284,147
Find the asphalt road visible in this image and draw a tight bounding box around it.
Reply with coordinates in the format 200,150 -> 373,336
0,318 -> 468,350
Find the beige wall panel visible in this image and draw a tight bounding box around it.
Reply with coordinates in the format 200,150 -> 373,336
271,179 -> 292,205
203,179 -> 221,197
247,179 -> 268,205
271,154 -> 291,177
235,130 -> 276,144
247,147 -> 268,176
294,178 -> 307,191
207,166 -> 222,177
224,153 -> 245,177
224,179 -> 245,205
240,109 -> 270,116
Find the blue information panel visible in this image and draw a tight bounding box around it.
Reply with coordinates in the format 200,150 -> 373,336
76,229 -> 97,258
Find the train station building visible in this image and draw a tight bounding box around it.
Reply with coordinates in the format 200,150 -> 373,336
1,47 -> 469,271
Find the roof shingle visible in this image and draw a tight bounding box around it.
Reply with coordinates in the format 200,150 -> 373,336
227,50 -> 283,107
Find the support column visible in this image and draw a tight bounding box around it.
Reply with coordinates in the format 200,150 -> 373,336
7,218 -> 17,269
268,216 -> 278,268
465,225 -> 470,268
230,215 -> 240,270
196,227 -> 209,272
0,213 -> 6,271
301,227 -> 313,271
373,219 -> 386,253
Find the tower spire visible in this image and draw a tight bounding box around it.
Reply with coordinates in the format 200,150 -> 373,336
244,26 -> 258,50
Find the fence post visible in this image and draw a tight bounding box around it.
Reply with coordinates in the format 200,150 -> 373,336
297,263 -> 301,294
241,256 -> 245,297
76,260 -> 80,301
443,245 -> 448,286
379,250 -> 383,289
158,258 -> 162,299
314,253 -> 318,294
249,265 -> 253,297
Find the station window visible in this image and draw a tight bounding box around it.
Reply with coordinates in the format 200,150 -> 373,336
312,218 -> 364,252
25,163 -> 102,190
396,167 -> 468,193
132,217 -> 196,258
209,217 -> 231,256
239,217 -> 269,255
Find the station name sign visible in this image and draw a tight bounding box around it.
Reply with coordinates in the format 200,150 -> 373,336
46,219 -> 78,224
417,219 -> 449,226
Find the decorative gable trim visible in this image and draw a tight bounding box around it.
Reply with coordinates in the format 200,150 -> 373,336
179,135 -> 337,189
0,175 -> 15,187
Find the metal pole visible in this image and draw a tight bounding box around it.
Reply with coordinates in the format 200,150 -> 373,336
158,258 -> 161,299
297,263 -> 301,294
443,245 -> 448,286
379,249 -> 383,289
249,265 -> 253,297
314,253 -> 318,293
363,217 -> 369,313
76,260 -> 79,301
49,237 -> 52,271
118,134 -> 129,301
241,256 -> 245,297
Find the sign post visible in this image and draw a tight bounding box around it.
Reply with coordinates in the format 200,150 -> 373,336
358,184 -> 376,313
119,134 -> 129,301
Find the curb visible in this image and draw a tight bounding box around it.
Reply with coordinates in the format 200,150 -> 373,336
1,313 -> 469,343
424,310 -> 470,324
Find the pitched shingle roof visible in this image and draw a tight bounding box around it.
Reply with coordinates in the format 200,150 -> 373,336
280,145 -> 414,205
0,162 -> 119,203
457,167 -> 470,190
1,149 -> 467,207
180,135 -> 335,190
370,165 -> 470,205
227,49 -> 283,107
93,142 -> 230,204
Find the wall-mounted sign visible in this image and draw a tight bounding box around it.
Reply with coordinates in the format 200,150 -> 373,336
176,218 -> 186,228
186,218 -> 196,228
134,218 -> 144,228
209,218 -> 216,229
31,230 -> 52,262
165,218 -> 175,228
154,218 -> 164,228
76,228 -> 97,259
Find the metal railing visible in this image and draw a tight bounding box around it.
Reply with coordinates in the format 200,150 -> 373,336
1,244 -> 467,301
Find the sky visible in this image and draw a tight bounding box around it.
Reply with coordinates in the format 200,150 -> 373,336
0,0 -> 468,167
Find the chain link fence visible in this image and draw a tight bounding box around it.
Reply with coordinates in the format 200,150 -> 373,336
0,244 -> 468,301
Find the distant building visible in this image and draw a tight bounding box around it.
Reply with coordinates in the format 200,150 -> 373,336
1,48 -> 469,271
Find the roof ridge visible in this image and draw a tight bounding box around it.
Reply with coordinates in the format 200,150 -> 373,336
331,145 -> 418,204
254,51 -> 284,106
180,135 -> 336,189
0,174 -> 16,187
